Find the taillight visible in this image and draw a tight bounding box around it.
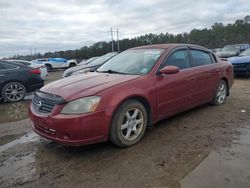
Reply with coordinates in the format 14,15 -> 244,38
30,68 -> 41,75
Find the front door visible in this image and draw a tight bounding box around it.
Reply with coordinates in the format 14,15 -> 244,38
155,48 -> 196,120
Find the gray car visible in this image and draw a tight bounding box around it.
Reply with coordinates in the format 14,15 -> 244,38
218,44 -> 249,58
63,52 -> 118,77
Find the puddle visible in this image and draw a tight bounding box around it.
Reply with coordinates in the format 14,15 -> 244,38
0,133 -> 39,153
0,101 -> 31,124
0,133 -> 26,146
181,128 -> 250,188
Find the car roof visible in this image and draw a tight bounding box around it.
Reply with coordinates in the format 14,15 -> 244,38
224,44 -> 249,46
130,43 -> 208,51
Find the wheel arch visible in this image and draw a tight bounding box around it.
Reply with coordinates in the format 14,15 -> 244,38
221,77 -> 229,96
110,95 -> 153,129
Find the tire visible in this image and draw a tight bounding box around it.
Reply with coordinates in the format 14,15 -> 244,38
1,82 -> 26,102
211,80 -> 228,106
69,63 -> 76,68
109,99 -> 148,147
45,64 -> 52,72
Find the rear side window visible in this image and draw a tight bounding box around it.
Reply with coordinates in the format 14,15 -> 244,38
163,49 -> 190,69
0,64 -> 5,70
0,62 -> 18,70
190,50 -> 213,67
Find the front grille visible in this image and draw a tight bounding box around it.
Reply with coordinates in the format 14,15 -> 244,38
32,93 -> 56,114
233,63 -> 249,68
32,91 -> 65,114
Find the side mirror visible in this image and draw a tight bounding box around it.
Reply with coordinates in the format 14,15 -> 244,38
159,65 -> 180,75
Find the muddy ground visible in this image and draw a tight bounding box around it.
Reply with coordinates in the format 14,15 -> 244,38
0,71 -> 250,188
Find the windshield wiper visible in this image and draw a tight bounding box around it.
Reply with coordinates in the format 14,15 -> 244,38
97,69 -> 127,74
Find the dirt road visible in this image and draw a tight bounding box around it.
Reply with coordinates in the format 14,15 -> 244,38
0,72 -> 249,188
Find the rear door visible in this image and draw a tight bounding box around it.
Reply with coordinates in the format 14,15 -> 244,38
155,48 -> 196,119
188,48 -> 221,105
0,62 -> 20,90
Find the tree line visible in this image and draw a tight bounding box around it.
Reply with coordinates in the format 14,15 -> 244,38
11,15 -> 250,61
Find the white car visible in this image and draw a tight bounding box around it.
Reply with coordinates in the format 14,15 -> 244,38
32,58 -> 78,71
6,60 -> 48,79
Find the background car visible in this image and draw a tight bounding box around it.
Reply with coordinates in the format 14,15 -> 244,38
7,59 -> 48,79
30,44 -> 233,148
218,44 -> 249,58
63,52 -> 117,77
78,56 -> 99,66
210,48 -> 222,56
0,60 -> 44,102
228,48 -> 250,77
32,58 -> 78,71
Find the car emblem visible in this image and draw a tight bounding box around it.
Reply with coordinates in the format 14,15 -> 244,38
37,101 -> 42,110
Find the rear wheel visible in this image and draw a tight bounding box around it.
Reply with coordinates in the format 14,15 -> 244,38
109,99 -> 147,147
45,64 -> 52,72
69,63 -> 76,68
211,80 -> 228,105
1,82 -> 26,102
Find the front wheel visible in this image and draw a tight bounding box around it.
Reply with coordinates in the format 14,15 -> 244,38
211,80 -> 228,105
45,64 -> 52,72
109,100 -> 148,147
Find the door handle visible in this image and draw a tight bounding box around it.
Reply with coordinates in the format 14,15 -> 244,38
189,77 -> 196,81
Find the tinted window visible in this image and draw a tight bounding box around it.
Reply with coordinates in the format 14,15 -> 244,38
164,49 -> 190,69
0,62 -> 18,70
190,50 -> 213,66
0,63 -> 5,70
13,61 -> 30,66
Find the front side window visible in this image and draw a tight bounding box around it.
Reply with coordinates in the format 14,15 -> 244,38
190,50 -> 213,67
98,49 -> 164,75
163,49 -> 190,69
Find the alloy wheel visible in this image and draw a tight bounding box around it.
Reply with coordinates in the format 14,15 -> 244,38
4,83 -> 25,102
216,82 -> 227,104
120,108 -> 144,141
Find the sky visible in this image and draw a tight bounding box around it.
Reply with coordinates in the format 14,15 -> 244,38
0,0 -> 250,57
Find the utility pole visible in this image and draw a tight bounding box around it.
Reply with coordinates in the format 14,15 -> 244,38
117,28 -> 120,52
34,48 -> 37,59
111,28 -> 114,52
30,48 -> 33,60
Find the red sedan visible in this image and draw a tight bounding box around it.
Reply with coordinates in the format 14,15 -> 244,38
29,44 -> 234,147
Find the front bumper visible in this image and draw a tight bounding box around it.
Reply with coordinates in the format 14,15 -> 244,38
29,105 -> 113,146
233,65 -> 250,76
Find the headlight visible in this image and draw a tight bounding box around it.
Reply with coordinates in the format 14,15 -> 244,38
61,96 -> 101,114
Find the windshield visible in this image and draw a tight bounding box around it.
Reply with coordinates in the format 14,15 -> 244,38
239,48 -> 250,56
88,53 -> 117,66
97,49 -> 164,75
222,45 -> 240,52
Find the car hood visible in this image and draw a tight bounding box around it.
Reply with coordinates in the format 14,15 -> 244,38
65,64 -> 93,73
41,72 -> 140,101
228,56 -> 250,64
219,51 -> 237,55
